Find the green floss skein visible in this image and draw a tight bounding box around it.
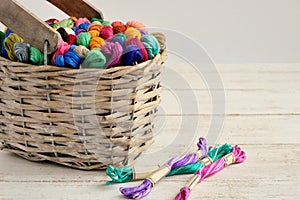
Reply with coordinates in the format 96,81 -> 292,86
102,21 -> 112,27
91,18 -> 104,23
114,33 -> 127,42
53,19 -> 74,29
106,165 -> 133,185
167,143 -> 233,176
0,31 -> 4,48
77,32 -> 92,48
81,48 -> 106,68
141,34 -> 160,59
29,46 -> 50,65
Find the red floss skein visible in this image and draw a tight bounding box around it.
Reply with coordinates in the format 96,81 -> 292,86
125,38 -> 148,62
65,34 -> 77,45
112,21 -> 127,34
100,26 -> 114,40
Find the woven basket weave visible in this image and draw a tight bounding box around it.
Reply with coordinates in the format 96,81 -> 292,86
0,32 -> 166,170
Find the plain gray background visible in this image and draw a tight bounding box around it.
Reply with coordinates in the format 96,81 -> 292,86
1,0 -> 299,64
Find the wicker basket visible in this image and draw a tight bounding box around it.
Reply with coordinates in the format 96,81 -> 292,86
0,0 -> 167,170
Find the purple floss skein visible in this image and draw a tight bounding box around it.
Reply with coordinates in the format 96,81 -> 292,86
75,29 -> 86,36
102,42 -> 123,68
111,37 -> 125,47
122,45 -> 143,66
140,30 -> 148,36
120,137 -> 208,199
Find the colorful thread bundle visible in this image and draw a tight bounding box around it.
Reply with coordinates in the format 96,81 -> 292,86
106,137 -> 246,200
106,137 -> 208,185
0,18 -> 161,69
174,145 -> 246,200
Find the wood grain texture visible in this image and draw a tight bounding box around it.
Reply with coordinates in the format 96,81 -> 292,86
47,0 -> 104,19
0,64 -> 299,199
0,0 -> 61,54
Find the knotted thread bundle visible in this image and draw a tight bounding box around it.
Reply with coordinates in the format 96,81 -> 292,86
106,137 -> 208,185
167,143 -> 232,176
118,143 -> 233,199
174,145 -> 246,200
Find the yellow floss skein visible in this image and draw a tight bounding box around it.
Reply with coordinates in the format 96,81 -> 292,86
4,33 -> 24,61
125,27 -> 142,40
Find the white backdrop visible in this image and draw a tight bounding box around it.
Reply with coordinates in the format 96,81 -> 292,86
1,0 -> 299,64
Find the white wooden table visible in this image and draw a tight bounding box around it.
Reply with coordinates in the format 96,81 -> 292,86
1,64 -> 299,199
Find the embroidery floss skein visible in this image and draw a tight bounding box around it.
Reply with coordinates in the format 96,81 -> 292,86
13,42 -> 30,63
141,34 -> 161,59
174,145 -> 246,200
100,26 -> 114,40
76,32 -> 92,48
125,38 -> 148,62
74,45 -> 90,59
102,42 -> 123,68
106,137 -> 208,185
167,143 -> 232,176
118,144 -> 232,199
81,48 -> 106,69
127,21 -> 147,32
125,27 -> 142,40
0,31 -> 4,50
64,46 -> 83,69
112,21 -> 127,34
4,33 -> 24,61
106,138 -> 208,185
119,141 -> 213,199
29,46 -> 49,65
1,29 -> 13,59
75,17 -> 91,27
52,40 -> 70,66
111,33 -> 127,47
89,37 -> 106,50
122,45 -> 143,66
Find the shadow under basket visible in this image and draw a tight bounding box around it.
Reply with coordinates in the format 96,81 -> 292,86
0,42 -> 167,170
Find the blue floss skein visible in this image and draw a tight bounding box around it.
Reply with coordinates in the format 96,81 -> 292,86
122,45 -> 143,66
54,55 -> 65,67
1,29 -> 13,59
111,37 -> 125,47
74,22 -> 91,33
64,50 -> 82,69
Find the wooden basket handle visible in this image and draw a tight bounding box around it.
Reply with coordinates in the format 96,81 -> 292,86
0,0 -> 104,54
0,0 -> 61,54
47,0 -> 104,20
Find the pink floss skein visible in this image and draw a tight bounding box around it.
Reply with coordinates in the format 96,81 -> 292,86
174,145 -> 246,200
100,26 -> 114,40
75,17 -> 91,27
102,42 -> 123,68
51,40 -> 70,65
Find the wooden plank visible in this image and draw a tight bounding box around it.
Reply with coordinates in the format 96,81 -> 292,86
159,89 -> 300,115
164,63 -> 300,90
0,144 -> 299,199
47,0 -> 104,19
0,0 -> 61,54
